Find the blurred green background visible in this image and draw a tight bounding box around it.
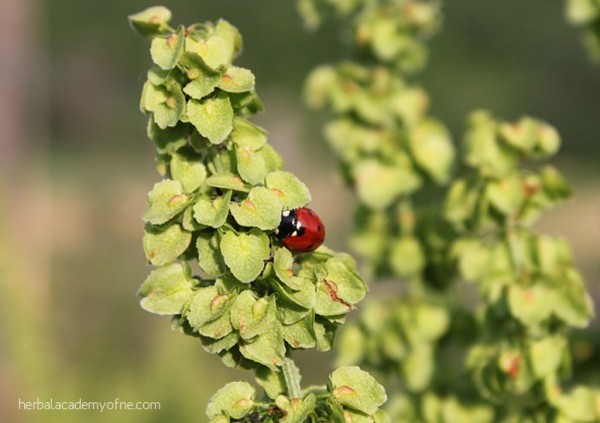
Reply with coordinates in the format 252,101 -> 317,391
1,0 -> 598,422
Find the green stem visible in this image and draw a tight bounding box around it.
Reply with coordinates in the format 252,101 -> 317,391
398,198 -> 415,236
505,227 -> 524,278
282,354 -> 302,399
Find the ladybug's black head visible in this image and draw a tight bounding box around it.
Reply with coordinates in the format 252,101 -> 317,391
275,209 -> 297,241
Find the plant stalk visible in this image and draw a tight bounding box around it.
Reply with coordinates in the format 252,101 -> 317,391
282,355 -> 302,399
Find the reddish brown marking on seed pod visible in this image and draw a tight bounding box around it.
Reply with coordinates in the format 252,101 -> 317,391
323,279 -> 352,310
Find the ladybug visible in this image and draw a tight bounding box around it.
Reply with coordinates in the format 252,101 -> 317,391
275,207 -> 325,253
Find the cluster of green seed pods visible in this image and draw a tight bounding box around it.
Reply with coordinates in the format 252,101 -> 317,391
301,1 -> 599,422
131,6 -> 389,422
450,112 -> 597,422
301,1 -> 457,415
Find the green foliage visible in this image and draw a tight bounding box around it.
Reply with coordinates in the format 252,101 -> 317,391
567,0 -> 600,60
207,366 -> 388,422
132,7 -> 387,422
302,1 -> 598,422
132,2 -> 598,421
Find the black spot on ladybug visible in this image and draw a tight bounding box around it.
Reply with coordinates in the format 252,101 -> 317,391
296,226 -> 306,236
317,225 -> 322,232
307,244 -> 315,250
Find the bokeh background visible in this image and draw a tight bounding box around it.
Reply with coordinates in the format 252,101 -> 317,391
1,0 -> 598,422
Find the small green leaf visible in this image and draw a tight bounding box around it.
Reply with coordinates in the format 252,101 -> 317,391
350,210 -> 390,268
371,18 -> 402,61
187,93 -> 234,144
487,174 -> 525,216
147,119 -> 189,154
215,19 -> 243,60
206,381 -> 255,420
143,224 -> 191,266
389,236 -> 425,277
353,159 -> 421,210
529,336 -> 565,378
341,408 -> 386,423
128,6 -> 172,38
282,314 -> 317,349
265,171 -> 311,210
207,148 -> 236,175
297,0 -> 338,29
230,187 -> 282,230
239,325 -> 285,370
409,119 -> 455,184
441,398 -> 494,423
196,232 -> 226,276
186,20 -> 241,70
508,284 -> 553,326
381,327 -> 406,361
464,111 -> 518,176
401,344 -> 434,392
235,146 -> 270,185
183,75 -> 221,100
230,291 -> 279,341
272,278 -> 316,309
187,286 -> 234,339
206,173 -> 250,192
147,65 -> 171,85
273,247 -> 305,290
193,191 -> 232,228
220,229 -> 271,283
255,367 -> 286,400
454,239 -> 491,282
201,331 -> 239,354
229,118 -> 267,150
230,90 -> 264,115
314,258 -> 367,316
412,304 -> 450,343
261,144 -> 284,172
499,117 -> 539,153
329,367 -> 387,416
218,67 -> 256,93
178,52 -> 210,78
150,25 -> 185,70
170,153 -> 207,193
313,318 -> 336,352
141,80 -> 185,129
186,35 -> 230,70
181,206 -> 205,231
541,166 -> 571,201
143,180 -> 189,225
551,269 -> 594,327
138,263 -> 194,315
275,394 -> 317,423
535,235 -> 564,275
443,179 -> 479,226
179,53 -> 222,99
566,0 -> 600,24
555,386 -> 599,422
392,87 -> 429,126
534,122 -> 561,157
357,299 -> 389,334
304,65 -> 337,109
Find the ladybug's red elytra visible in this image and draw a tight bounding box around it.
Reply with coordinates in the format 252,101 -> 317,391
275,207 -> 325,253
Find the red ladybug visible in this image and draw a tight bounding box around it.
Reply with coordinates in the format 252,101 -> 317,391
275,208 -> 325,253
